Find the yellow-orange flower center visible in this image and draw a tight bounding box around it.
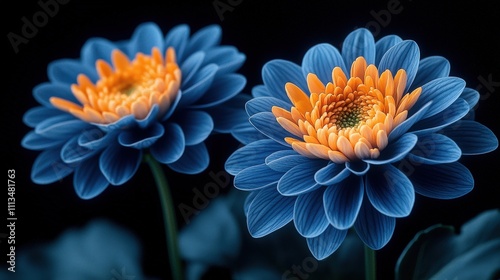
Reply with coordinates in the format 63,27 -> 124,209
50,47 -> 181,124
273,56 -> 422,163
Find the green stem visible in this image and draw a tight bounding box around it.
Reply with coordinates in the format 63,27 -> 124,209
144,154 -> 183,280
364,246 -> 376,280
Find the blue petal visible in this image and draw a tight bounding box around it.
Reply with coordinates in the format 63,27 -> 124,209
204,46 -> 246,76
364,133 -> 417,165
234,164 -> 283,191
118,122 -> 165,149
33,83 -> 79,108
185,25 -> 222,57
48,59 -> 97,84
388,102 -> 431,142
354,198 -> 395,250
174,110 -> 213,145
22,131 -> 65,150
410,77 -> 466,119
127,22 -> 164,57
342,28 -> 376,65
99,145 -> 142,185
409,162 -> 474,199
73,156 -> 109,199
277,160 -> 325,196
178,196 -> 241,265
204,94 -> 251,133
440,120 -> 498,155
190,74 -> 246,108
136,104 -> 161,129
265,151 -> 312,172
324,174 -> 364,229
375,35 -> 402,65
80,38 -> 116,67
165,24 -> 190,62
231,122 -> 267,145
345,161 -> 370,175
262,60 -> 308,102
306,226 -> 348,260
225,139 -> 285,175
407,134 -> 461,164
150,123 -> 185,164
245,96 -> 292,116
180,52 -> 205,88
302,43 -> 347,83
78,128 -> 115,150
365,164 -> 415,217
294,188 -> 330,238
23,107 -> 62,128
179,64 -> 218,107
161,90 -> 182,122
244,191 -> 259,216
246,186 -> 296,238
378,40 -> 419,92
314,162 -> 351,185
412,56 -> 450,88
249,112 -> 299,146
35,114 -> 90,140
252,84 -> 271,98
410,98 -> 469,135
61,135 -> 98,164
459,87 -> 480,109
94,114 -> 136,132
168,142 -> 209,174
31,148 -> 74,184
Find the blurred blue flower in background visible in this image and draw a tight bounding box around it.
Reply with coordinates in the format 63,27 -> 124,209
225,27 -> 498,259
0,219 -> 146,280
21,22 -> 247,199
179,189 -> 365,279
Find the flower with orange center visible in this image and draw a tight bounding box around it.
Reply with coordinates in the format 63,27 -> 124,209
22,22 -> 247,199
274,56 -> 421,164
226,28 -> 498,260
50,47 -> 181,124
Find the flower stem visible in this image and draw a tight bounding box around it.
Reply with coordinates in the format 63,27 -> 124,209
144,154 -> 183,280
364,246 -> 376,280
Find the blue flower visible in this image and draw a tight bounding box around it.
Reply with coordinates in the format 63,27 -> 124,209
225,28 -> 498,260
0,219 -> 145,280
22,22 -> 247,199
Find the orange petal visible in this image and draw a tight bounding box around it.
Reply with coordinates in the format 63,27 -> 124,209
393,69 -> 407,104
112,49 -> 131,71
277,117 -> 303,137
305,143 -> 331,160
307,73 -> 326,94
350,57 -> 367,80
50,97 -> 82,113
328,150 -> 349,164
285,82 -> 313,113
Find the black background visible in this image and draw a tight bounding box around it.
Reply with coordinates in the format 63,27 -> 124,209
3,0 -> 500,279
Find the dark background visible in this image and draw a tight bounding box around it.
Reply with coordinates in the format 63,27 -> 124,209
3,0 -> 500,279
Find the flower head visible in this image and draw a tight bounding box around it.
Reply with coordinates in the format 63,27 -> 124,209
22,22 -> 247,199
225,28 -> 498,260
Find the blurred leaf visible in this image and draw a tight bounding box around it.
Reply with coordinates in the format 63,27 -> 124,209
396,208 -> 500,280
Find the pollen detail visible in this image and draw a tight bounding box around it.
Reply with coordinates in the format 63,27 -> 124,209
50,47 -> 182,124
273,56 -> 421,163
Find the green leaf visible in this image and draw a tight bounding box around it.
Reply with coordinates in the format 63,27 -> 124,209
395,208 -> 500,280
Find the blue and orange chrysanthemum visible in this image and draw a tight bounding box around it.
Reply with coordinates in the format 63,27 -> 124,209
225,28 -> 498,259
22,22 -> 247,199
